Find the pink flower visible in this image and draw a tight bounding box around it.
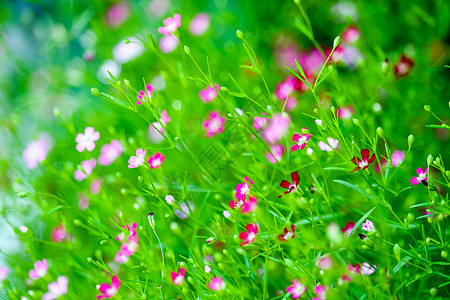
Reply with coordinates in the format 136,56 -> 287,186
394,55 -> 414,78
42,276 -> 68,300
74,158 -> 97,181
316,255 -> 333,270
105,1 -> 130,28
318,138 -> 339,152
75,127 -> 100,152
277,225 -> 296,242
202,111 -> 226,138
23,134 -> 53,169
234,177 -> 253,200
350,149 -> 375,172
341,222 -> 355,238
375,150 -> 405,173
51,224 -> 67,243
362,219 -> 374,232
147,0 -> 169,18
128,148 -> 146,168
171,267 -> 185,285
159,34 -> 179,53
266,143 -> 284,164
361,262 -> 377,275
98,140 -> 122,165
120,235 -> 139,256
278,171 -> 300,198
78,193 -> 89,211
282,96 -> 298,111
253,113 -> 268,130
342,25 -> 360,44
312,284 -> 327,300
286,279 -> 306,299
158,14 -> 181,36
291,128 -> 311,151
114,250 -> 130,264
239,223 -> 258,246
189,13 -> 210,36
147,152 -> 165,169
411,167 -> 428,186
97,275 -> 121,299
337,106 -> 354,120
262,113 -> 291,144
29,259 -> 48,280
229,195 -> 258,214
161,110 -> 171,125
136,84 -> 153,105
0,266 -> 8,281
165,195 -> 175,204
90,179 -> 101,194
274,76 -> 301,101
208,277 -> 225,291
116,223 -> 137,241
199,84 -> 220,103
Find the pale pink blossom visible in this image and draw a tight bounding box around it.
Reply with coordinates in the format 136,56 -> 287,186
361,262 -> 377,275
147,152 -> 165,169
202,111 -> 226,138
342,25 -> 360,44
98,140 -> 122,165
78,193 -> 89,211
253,113 -> 268,130
97,275 -> 121,299
175,201 -> 194,219
90,179 -> 101,194
189,13 -> 210,36
159,34 -> 180,53
362,219 -> 374,232
23,134 -> 53,169
337,106 -> 354,120
205,265 -> 211,273
74,158 -> 97,181
42,276 -> 68,300
165,195 -> 175,205
312,284 -> 327,300
171,267 -> 185,285
158,14 -> 181,36
262,113 -> 290,144
136,84 -> 153,105
286,279 -> 307,299
105,1 -> 130,28
29,259 -> 48,280
316,255 -> 333,270
318,138 -> 339,152
147,0 -> 169,18
223,211 -> 231,218
208,277 -> 225,291
274,76 -> 300,101
199,84 -> 220,103
266,144 -> 284,164
0,266 -> 9,281
128,148 -> 146,168
75,127 -> 100,152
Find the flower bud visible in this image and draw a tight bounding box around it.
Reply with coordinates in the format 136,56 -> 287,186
91,88 -> 102,97
441,250 -> 447,259
87,257 -> 93,263
148,212 -> 155,230
183,45 -> 191,55
427,154 -> 433,166
376,127 -> 384,138
236,30 -> 244,39
394,244 -> 401,262
407,134 -> 414,148
333,36 -> 341,49
407,213 -> 415,223
427,217 -> 433,224
433,157 -> 441,166
430,287 -> 438,297
124,79 -> 131,87
73,219 -> 82,226
352,118 -> 360,126
330,106 -> 336,115
424,105 -> 431,112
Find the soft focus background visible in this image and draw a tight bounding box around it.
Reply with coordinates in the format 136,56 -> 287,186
0,0 -> 449,299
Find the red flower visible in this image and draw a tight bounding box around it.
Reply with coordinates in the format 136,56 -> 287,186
277,225 -> 296,241
278,171 -> 300,198
350,149 -> 375,173
394,54 -> 414,77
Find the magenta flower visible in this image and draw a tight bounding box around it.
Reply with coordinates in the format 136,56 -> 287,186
350,149 -> 375,173
97,275 -> 121,299
51,223 -> 67,243
262,113 -> 291,144
158,13 -> 181,36
74,158 -> 97,182
161,110 -> 171,125
159,34 -> 180,53
266,143 -> 284,164
23,134 -> 53,169
394,55 -> 414,78
136,84 -> 153,105
291,128 -> 311,151
119,236 -> 139,258
75,127 -> 100,152
128,148 -> 146,168
337,106 -> 354,120
202,111 -> 226,138
361,262 -> 377,275
98,140 -> 122,166
318,137 -> 339,152
411,167 -> 428,186
229,195 -> 258,214
286,279 -> 307,299
278,171 -> 300,198
117,222 -> 137,241
274,76 -> 301,101
341,222 -> 355,237
239,223 -> 258,246
312,284 -> 327,300
208,276 -> 226,291
189,13 -> 210,36
0,266 -> 8,281
234,177 -> 253,200
29,259 -> 48,280
114,250 -> 130,264
147,152 -> 165,169
42,275 -> 68,300
362,219 -> 375,232
277,225 -> 296,242
171,267 -> 185,285
253,113 -> 268,130
199,84 -> 220,103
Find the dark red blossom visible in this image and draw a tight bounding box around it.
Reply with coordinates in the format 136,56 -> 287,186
278,171 -> 300,198
394,55 -> 414,77
350,149 -> 375,173
278,225 -> 296,242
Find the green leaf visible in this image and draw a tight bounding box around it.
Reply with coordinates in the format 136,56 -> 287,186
333,180 -> 374,199
294,59 -> 306,79
285,65 -> 311,89
100,92 -> 131,110
348,206 -> 376,237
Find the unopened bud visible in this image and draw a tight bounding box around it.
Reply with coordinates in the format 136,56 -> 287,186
91,88 -> 101,97
236,30 -> 244,39
87,257 -> 93,263
430,287 -> 438,297
330,106 -> 336,115
376,127 -> 384,138
394,244 -> 401,262
424,105 -> 431,112
333,36 -> 341,49
407,213 -> 415,222
124,38 -> 130,44
427,154 -> 433,166
352,118 -> 360,126
441,250 -> 447,259
183,45 -> 191,55
124,79 -> 131,87
148,212 -> 155,230
433,157 -> 441,166
407,134 -> 414,148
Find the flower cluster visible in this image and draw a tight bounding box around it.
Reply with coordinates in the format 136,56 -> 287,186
114,222 -> 139,264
